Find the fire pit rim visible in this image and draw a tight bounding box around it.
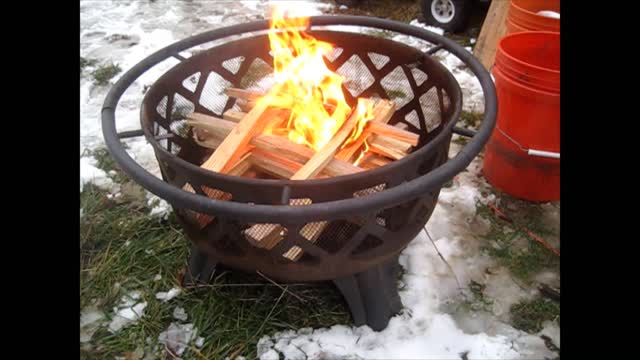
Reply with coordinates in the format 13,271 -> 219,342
102,15 -> 497,223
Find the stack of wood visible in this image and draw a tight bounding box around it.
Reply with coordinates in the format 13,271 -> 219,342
183,87 -> 419,261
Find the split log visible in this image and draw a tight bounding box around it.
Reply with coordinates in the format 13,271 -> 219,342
367,122 -> 419,146
335,99 -> 396,162
222,109 -> 246,123
371,134 -> 413,154
251,135 -> 363,177
359,153 -> 392,169
292,98 -> 375,180
200,98 -> 272,173
369,141 -> 406,160
248,147 -> 302,179
221,108 -> 412,158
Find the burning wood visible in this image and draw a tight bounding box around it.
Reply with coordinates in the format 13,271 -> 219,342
178,7 -> 422,260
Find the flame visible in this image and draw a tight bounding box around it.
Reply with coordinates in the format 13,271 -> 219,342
259,6 -> 374,153
353,139 -> 370,166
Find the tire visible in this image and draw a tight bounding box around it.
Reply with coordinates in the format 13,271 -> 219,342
421,0 -> 472,33
335,0 -> 361,6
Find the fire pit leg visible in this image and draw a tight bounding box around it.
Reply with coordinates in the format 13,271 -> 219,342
333,257 -> 403,331
182,244 -> 218,287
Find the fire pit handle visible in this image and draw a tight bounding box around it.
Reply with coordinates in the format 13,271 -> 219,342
102,15 -> 497,223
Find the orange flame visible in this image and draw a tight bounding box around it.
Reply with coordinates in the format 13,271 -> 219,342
259,6 -> 374,153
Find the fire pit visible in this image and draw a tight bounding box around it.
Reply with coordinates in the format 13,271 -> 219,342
102,15 -> 496,331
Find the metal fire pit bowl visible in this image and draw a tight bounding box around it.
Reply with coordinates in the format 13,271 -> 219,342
102,15 -> 496,330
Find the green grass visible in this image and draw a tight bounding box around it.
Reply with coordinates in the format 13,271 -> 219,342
475,200 -> 559,282
80,173 -> 350,358
92,63 -> 122,86
510,297 -> 560,333
459,111 -> 482,129
458,280 -> 493,312
453,136 -> 469,146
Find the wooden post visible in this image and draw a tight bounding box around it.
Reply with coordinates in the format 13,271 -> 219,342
473,0 -> 510,71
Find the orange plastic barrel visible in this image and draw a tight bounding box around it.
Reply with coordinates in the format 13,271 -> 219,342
482,31 -> 560,202
506,0 -> 560,34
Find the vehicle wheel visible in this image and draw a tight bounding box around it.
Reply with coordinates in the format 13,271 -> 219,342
421,0 -> 472,33
335,0 -> 361,7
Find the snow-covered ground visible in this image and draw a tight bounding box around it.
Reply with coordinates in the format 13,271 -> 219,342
81,1 -> 559,358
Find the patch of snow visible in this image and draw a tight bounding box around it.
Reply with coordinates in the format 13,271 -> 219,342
108,292 -> 147,333
194,336 -> 205,348
537,10 -> 560,19
539,320 -> 560,347
158,323 -> 198,356
173,306 -> 188,321
153,274 -> 162,281
410,19 -> 444,35
147,194 -> 171,219
470,38 -> 476,44
260,349 -> 280,360
80,307 -> 105,343
80,156 -> 114,192
80,208 -> 84,219
339,5 -> 348,10
156,287 -> 181,302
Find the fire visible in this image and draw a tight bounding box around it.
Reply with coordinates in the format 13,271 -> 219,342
258,6 -> 375,153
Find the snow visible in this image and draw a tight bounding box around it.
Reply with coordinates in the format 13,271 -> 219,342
108,291 -> 147,333
194,336 -> 205,348
153,274 -> 162,281
158,322 -> 198,356
173,306 -> 188,321
155,287 -> 181,302
80,156 -> 114,192
339,5 -> 348,10
537,10 -> 560,19
80,307 -> 105,343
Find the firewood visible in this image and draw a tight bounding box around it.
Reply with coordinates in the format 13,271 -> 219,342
335,99 -> 395,162
222,109 -> 246,122
369,141 -> 405,160
200,99 -> 272,173
293,98 -> 375,180
359,153 -> 392,169
371,134 -> 412,154
216,108 -> 411,159
367,122 -> 419,146
224,88 -> 263,101
186,113 -> 236,139
186,120 -> 364,176
251,135 -> 363,177
248,147 -> 302,179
